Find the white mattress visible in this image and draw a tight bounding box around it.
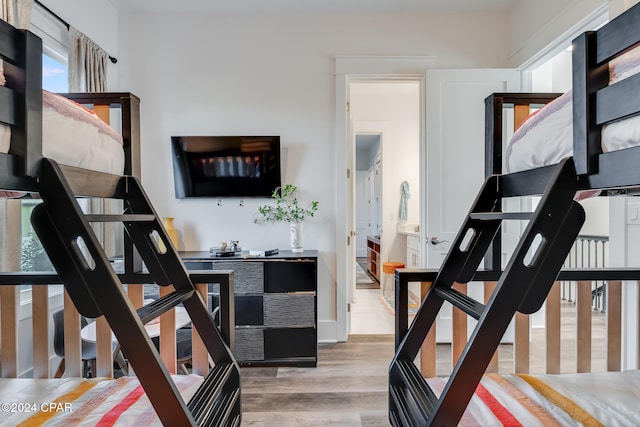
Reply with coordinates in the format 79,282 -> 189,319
0,90 -> 124,176
506,49 -> 640,174
0,374 -> 203,426
428,370 -> 640,426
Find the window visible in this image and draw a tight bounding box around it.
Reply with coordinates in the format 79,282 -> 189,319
17,4 -> 70,280
19,51 -> 69,274
42,53 -> 67,92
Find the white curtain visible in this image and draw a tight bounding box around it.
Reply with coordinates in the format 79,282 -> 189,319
68,26 -> 107,92
67,26 -> 119,255
0,0 -> 33,28
1,0 -> 33,273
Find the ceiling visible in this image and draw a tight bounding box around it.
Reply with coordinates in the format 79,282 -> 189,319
107,0 -> 521,13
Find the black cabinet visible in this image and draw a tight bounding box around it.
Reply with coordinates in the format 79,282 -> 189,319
182,251 -> 317,367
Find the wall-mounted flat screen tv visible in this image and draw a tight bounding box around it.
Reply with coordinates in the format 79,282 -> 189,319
171,136 -> 281,198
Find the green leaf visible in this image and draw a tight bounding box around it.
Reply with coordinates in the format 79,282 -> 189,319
254,184 -> 319,224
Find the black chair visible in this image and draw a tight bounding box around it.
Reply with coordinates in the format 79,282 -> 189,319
151,327 -> 193,375
52,309 -> 97,378
151,306 -> 220,375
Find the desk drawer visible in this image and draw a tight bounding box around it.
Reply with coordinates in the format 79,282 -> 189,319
263,294 -> 315,327
221,294 -> 315,328
208,261 -> 264,294
264,260 -> 316,293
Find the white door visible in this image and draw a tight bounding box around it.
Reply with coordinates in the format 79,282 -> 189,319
423,69 -> 519,341
355,170 -> 370,258
347,120 -> 357,308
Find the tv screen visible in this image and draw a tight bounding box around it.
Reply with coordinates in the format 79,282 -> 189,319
171,136 -> 281,198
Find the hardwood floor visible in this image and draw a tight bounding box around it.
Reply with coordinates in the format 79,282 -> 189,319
240,334 -> 394,426
239,299 -> 609,425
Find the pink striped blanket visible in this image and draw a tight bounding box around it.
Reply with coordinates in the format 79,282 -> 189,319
428,370 -> 640,426
0,374 -> 202,426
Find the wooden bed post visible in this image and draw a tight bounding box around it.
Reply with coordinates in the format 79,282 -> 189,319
545,282 -> 561,374
192,283 -> 209,376
607,280 -> 622,372
484,281 -> 499,373
576,281 -> 592,373
62,291 -> 82,378
159,285 -> 178,374
32,285 -> 50,378
514,312 -> 529,374
419,280 -> 437,378
95,317 -> 113,378
0,286 -> 19,377
452,282 -> 467,366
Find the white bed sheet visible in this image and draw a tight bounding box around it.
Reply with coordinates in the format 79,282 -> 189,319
0,90 -> 124,176
506,50 -> 640,174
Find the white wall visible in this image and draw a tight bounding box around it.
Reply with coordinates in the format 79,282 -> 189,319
32,0 -> 639,346
37,0 -> 634,344
349,81 -> 420,267
113,10 -> 510,340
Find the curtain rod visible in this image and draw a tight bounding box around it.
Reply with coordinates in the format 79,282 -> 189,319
34,0 -> 118,64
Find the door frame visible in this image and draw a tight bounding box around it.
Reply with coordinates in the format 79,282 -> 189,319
334,56 -> 432,341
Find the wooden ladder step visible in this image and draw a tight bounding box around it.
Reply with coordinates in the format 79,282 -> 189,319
137,288 -> 194,324
433,286 -> 485,320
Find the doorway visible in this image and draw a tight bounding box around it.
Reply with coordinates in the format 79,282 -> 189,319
348,80 -> 422,335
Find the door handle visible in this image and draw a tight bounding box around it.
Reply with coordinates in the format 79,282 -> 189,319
430,237 -> 449,245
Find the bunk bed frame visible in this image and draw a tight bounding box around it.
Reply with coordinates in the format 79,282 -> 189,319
0,19 -> 241,426
389,3 -> 640,426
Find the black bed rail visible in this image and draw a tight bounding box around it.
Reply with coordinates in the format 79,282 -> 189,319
389,159 -> 584,425
573,3 -> 640,177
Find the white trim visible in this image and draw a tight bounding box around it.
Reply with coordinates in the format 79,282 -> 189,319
517,4 -> 608,91
317,320 -> 338,343
30,2 -> 69,63
510,1 -> 609,69
335,56 -> 437,76
518,3 -> 608,71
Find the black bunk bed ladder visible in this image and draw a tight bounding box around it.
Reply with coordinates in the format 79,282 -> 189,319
30,158 -> 241,427
389,158 -> 585,426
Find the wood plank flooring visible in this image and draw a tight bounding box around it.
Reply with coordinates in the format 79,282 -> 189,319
241,335 -> 393,426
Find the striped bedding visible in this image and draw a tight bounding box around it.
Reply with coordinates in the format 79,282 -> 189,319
0,374 -> 203,426
428,370 -> 640,426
